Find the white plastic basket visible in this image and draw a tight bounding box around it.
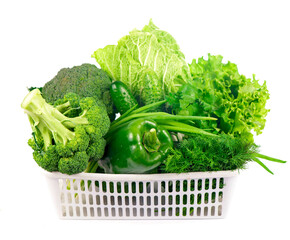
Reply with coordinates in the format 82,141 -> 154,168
45,170 -> 238,219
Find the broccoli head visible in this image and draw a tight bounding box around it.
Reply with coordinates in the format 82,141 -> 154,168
41,63 -> 115,119
22,89 -> 110,175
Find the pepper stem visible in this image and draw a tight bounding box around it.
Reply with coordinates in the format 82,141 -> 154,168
143,128 -> 161,153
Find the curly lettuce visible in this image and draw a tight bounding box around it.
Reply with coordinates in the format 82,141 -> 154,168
171,54 -> 270,143
92,20 -> 190,105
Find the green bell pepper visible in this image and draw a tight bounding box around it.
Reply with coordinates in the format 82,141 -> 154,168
101,119 -> 173,174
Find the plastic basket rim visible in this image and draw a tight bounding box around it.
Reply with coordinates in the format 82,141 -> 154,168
44,169 -> 239,181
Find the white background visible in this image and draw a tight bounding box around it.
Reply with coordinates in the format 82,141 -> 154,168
1,0 -> 289,239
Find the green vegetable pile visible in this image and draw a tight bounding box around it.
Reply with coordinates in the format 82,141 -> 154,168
21,20 -> 286,175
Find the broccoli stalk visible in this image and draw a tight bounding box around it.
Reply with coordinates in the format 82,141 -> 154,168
22,90 -> 81,146
21,89 -> 110,175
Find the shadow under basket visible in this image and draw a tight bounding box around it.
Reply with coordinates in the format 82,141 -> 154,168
44,170 -> 238,220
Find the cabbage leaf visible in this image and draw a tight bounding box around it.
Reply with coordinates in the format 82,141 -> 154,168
92,20 -> 190,104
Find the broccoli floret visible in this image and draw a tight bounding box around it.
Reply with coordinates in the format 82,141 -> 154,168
58,152 -> 89,175
41,63 -> 115,120
22,89 -> 110,175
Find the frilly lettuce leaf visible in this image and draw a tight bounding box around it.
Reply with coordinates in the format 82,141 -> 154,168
92,20 -> 190,103
177,54 -> 270,143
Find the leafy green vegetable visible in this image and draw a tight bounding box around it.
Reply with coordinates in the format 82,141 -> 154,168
92,19 -> 190,106
161,134 -> 286,174
139,69 -> 164,110
168,54 -> 270,143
